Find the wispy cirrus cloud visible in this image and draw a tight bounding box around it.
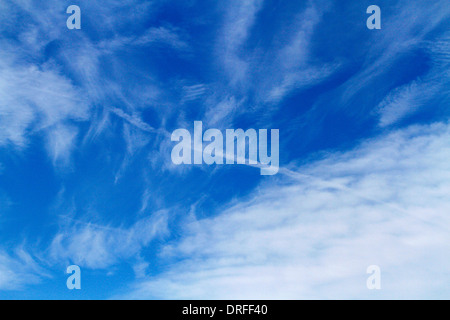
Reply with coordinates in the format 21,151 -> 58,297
0,0 -> 174,170
341,0 -> 450,105
0,0 -> 448,300
376,34 -> 450,127
217,0 -> 264,85
181,84 -> 207,103
0,248 -> 49,290
0,54 -> 89,153
261,2 -> 340,104
50,211 -> 168,269
98,25 -> 190,54
119,121 -> 450,299
211,0 -> 340,108
110,107 -> 160,134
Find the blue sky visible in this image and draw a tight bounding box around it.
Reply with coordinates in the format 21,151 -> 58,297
0,0 -> 449,299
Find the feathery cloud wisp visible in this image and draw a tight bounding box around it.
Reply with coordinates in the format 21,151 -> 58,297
120,121 -> 450,299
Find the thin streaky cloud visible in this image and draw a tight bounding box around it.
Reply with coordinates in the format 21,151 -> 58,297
119,121 -> 450,299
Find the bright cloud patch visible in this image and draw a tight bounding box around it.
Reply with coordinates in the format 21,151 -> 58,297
121,122 -> 450,299
0,0 -> 448,300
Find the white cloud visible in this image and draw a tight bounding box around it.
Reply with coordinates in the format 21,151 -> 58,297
0,0 -> 171,168
265,63 -> 339,104
134,26 -> 189,50
113,122 -> 154,182
50,211 -> 169,269
110,108 -> 157,133
46,125 -> 79,166
182,84 -> 207,103
376,33 -> 450,127
0,53 -> 89,160
214,0 -> 339,104
341,0 -> 450,104
0,248 -> 49,290
119,121 -> 450,299
204,96 -> 239,127
217,0 -> 264,85
98,26 -> 190,53
262,2 -> 339,103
